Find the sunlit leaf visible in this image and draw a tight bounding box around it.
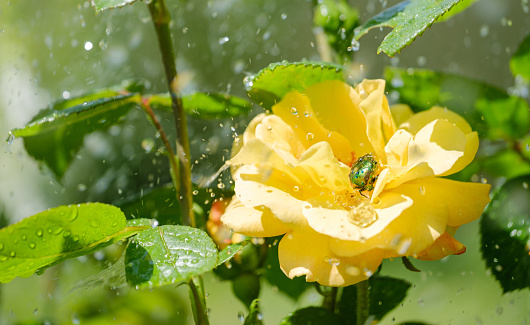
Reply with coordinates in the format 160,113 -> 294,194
91,0 -> 137,12
510,33 -> 530,80
385,67 -> 530,140
279,307 -> 341,325
115,184 -> 180,225
148,92 -> 252,119
436,0 -> 477,22
10,92 -> 141,178
218,241 -> 249,266
0,203 -> 145,284
245,61 -> 344,109
481,175 -> 530,293
355,0 -> 463,56
244,299 -> 263,325
124,225 -> 218,288
337,276 -> 412,323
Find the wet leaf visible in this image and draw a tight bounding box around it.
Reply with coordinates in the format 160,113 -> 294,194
244,299 -> 263,325
481,175 -> 530,293
10,92 -> 141,178
0,203 -> 145,284
279,307 -> 341,325
91,0 -> 138,12
245,61 -> 344,109
385,67 -> 530,140
355,0 -> 463,56
218,241 -> 249,266
124,225 -> 218,288
338,275 -> 412,323
510,33 -> 530,80
148,92 -> 252,119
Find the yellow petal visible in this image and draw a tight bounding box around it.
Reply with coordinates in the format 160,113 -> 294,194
412,177 -> 491,227
400,106 -> 472,135
415,232 -> 466,261
221,197 -> 291,237
272,87 -> 355,165
390,104 -> 414,127
278,230 -> 384,287
329,180 -> 449,257
296,141 -> 351,192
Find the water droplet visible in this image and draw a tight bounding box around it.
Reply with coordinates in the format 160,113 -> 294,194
72,236 -> 79,242
151,220 -> 159,227
349,38 -> 360,52
192,190 -> 199,195
9,251 -> 16,257
0,256 -> 8,262
290,107 -> 298,115
77,184 -> 87,192
281,13 -> 288,20
29,242 -> 36,249
293,185 -> 300,192
419,186 -> 426,195
36,229 -> 43,237
523,182 -> 528,189
257,312 -> 264,320
217,183 -> 225,189
6,132 -> 14,145
237,311 -> 245,322
141,138 -> 155,153
98,39 -> 108,50
21,235 -> 27,241
325,256 -> 340,266
63,230 -> 71,237
418,298 -> 424,306
68,209 -> 78,221
0,243 -> 3,250
84,41 -> 93,51
218,36 -> 229,45
266,125 -> 272,131
306,132 -> 314,141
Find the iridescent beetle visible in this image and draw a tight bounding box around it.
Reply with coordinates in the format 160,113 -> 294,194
349,153 -> 379,198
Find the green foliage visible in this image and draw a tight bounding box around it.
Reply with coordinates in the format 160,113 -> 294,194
481,175 -> 530,293
244,299 -> 263,325
279,307 -> 341,325
232,273 -> 261,308
245,61 -> 344,109
0,203 -> 145,283
337,276 -> 412,323
218,241 -> 249,266
148,92 -> 253,119
10,92 -> 141,178
313,0 -> 360,62
510,33 -> 530,80
355,0 -> 463,56
385,67 -> 530,140
91,0 -> 138,12
124,225 -> 218,288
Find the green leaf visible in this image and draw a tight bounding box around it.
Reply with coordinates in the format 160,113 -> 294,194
313,0 -> 360,62
244,299 -> 263,325
337,275 -> 412,323
263,237 -> 310,300
480,175 -> 530,293
355,0 -> 463,56
124,225 -> 218,288
218,241 -> 249,266
0,203 -> 145,284
245,61 -> 344,109
10,92 -> 141,178
279,307 -> 341,325
385,67 -> 530,139
115,184 -> 181,225
435,0 -> 477,23
401,256 -> 421,272
481,150 -> 530,180
91,0 -> 138,12
148,92 -> 252,119
511,33 -> 530,80
232,273 -> 261,309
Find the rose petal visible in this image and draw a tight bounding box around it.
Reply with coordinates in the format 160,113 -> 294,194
415,232 -> 466,260
279,230 -> 384,287
400,106 -> 472,135
390,104 -> 414,127
221,197 -> 291,237
272,88 -> 355,165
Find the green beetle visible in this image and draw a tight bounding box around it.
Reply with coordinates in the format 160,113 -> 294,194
349,153 -> 379,198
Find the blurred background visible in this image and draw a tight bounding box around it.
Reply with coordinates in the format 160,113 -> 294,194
0,0 -> 529,324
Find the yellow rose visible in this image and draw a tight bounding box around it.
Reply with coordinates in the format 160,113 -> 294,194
221,79 -> 490,287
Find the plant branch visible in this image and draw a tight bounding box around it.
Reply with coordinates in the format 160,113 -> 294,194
140,99 -> 180,192
188,277 -> 210,325
147,0 -> 195,228
321,286 -> 338,313
356,280 -> 370,325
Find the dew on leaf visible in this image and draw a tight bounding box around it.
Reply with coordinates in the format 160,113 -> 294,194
36,229 -> 43,237
218,36 -> 229,45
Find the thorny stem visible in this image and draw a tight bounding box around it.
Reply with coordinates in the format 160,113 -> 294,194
141,99 -> 180,195
147,1 -> 207,324
356,280 -> 370,325
147,0 -> 195,229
